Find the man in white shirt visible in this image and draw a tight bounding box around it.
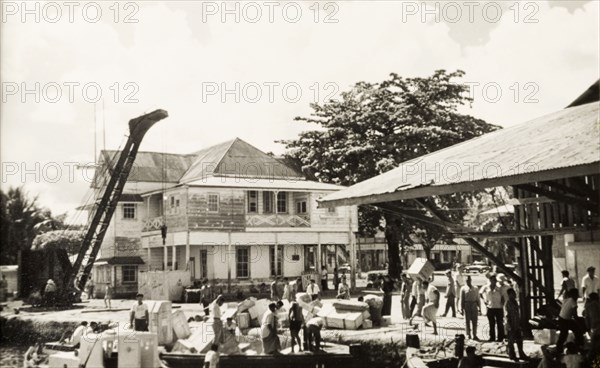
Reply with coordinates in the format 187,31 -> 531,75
211,295 -> 225,345
582,266 -> 600,302
130,293 -> 149,331
480,275 -> 505,342
70,321 -> 88,346
307,279 -> 320,301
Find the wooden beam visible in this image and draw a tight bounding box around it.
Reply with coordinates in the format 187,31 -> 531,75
515,183 -> 598,212
542,179 -> 596,199
451,226 -> 594,238
508,196 -> 555,205
412,198 -> 523,283
463,238 -> 522,284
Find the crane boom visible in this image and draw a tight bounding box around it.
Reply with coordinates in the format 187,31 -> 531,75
62,109 -> 168,301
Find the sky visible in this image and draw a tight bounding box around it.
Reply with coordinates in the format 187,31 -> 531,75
1,0 -> 598,221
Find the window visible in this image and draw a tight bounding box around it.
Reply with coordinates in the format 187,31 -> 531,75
277,192 -> 287,213
263,192 -> 274,214
236,247 -> 249,278
169,195 -> 180,214
270,245 -> 283,276
247,191 -> 258,213
123,203 -> 136,219
208,194 -> 219,212
327,206 -> 336,213
295,200 -> 307,214
122,265 -> 137,283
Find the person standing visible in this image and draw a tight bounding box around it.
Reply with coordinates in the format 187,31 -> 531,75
288,301 -> 304,352
104,283 -> 113,309
583,292 -> 600,362
504,288 -> 528,361
409,278 -> 422,316
200,279 -> 213,317
442,270 -> 456,317
337,276 -> 350,300
461,276 -> 480,340
481,275 -> 505,342
333,267 -> 339,292
420,280 -> 440,335
87,277 -> 94,300
44,279 -> 57,307
556,288 -> 584,354
261,302 -> 281,354
380,275 -> 394,316
401,274 -> 413,320
270,277 -> 281,301
558,270 -> 577,300
307,279 -> 320,301
582,266 -> 600,303
203,344 -> 220,368
281,278 -> 293,303
454,264 -> 466,315
321,266 -> 328,291
294,277 -> 303,295
130,293 -> 149,331
211,295 -> 225,345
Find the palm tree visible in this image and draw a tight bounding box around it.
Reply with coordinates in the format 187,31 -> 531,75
1,187 -> 49,262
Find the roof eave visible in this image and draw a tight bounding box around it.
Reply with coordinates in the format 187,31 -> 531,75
318,162 -> 600,208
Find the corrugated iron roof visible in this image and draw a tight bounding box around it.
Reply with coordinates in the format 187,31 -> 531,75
97,150 -> 196,184
321,102 -> 600,207
180,138 -> 304,183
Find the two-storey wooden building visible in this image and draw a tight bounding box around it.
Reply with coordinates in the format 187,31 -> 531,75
88,138 -> 358,297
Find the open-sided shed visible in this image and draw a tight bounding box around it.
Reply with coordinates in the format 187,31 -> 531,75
320,81 -> 600,324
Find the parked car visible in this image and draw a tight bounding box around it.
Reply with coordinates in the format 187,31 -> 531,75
366,269 -> 388,289
338,263 -> 352,273
464,261 -> 491,274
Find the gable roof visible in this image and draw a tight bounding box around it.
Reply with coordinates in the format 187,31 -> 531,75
320,101 -> 600,207
94,138 -> 305,190
179,138 -> 304,183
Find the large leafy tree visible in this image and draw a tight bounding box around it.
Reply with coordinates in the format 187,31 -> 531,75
279,70 -> 500,279
0,186 -> 69,264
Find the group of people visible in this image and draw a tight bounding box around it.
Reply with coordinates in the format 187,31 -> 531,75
85,277 -> 114,309
551,266 -> 599,365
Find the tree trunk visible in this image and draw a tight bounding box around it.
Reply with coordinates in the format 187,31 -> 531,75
383,213 -> 402,280
424,244 -> 432,260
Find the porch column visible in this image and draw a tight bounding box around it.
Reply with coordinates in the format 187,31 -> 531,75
172,244 -> 177,271
185,186 -> 191,272
227,232 -> 232,293
163,244 -> 168,271
349,212 -> 357,291
147,247 -> 151,271
316,232 -> 321,275
274,233 -> 279,276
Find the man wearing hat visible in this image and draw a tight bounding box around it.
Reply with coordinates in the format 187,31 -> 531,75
582,266 -> 600,303
130,293 -> 149,331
